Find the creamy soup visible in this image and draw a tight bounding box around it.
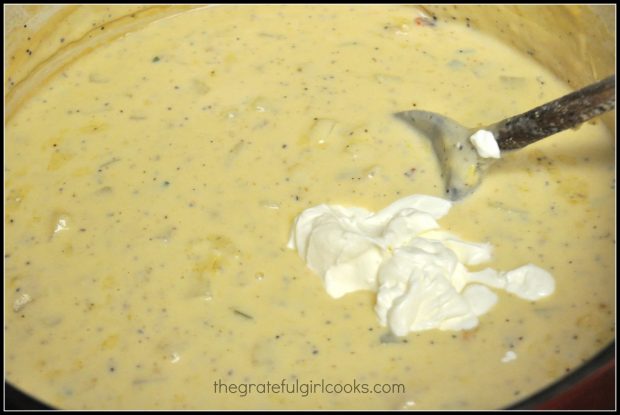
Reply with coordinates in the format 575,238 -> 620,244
5,5 -> 615,410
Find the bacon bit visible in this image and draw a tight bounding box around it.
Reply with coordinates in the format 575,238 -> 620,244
404,167 -> 417,178
461,328 -> 478,340
415,16 -> 436,27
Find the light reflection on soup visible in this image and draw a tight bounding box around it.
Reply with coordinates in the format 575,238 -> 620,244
5,5 -> 615,410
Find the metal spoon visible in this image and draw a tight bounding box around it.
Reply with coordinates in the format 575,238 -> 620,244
396,75 -> 615,201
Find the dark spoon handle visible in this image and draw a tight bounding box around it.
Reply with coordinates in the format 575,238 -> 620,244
488,75 -> 615,150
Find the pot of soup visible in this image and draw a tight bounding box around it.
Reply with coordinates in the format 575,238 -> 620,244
4,5 -> 615,410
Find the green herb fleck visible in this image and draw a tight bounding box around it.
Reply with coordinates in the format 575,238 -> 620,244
232,308 -> 253,320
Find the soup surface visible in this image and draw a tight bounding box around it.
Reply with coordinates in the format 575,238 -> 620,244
5,5 -> 615,409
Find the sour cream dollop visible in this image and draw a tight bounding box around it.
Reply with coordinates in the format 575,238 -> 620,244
288,195 -> 554,336
469,129 -> 501,159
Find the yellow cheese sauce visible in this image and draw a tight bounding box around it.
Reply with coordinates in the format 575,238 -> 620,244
5,5 -> 615,409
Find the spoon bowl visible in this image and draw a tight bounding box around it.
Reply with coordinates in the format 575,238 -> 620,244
396,75 -> 615,200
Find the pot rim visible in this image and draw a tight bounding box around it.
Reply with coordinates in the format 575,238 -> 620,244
4,342 -> 615,410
